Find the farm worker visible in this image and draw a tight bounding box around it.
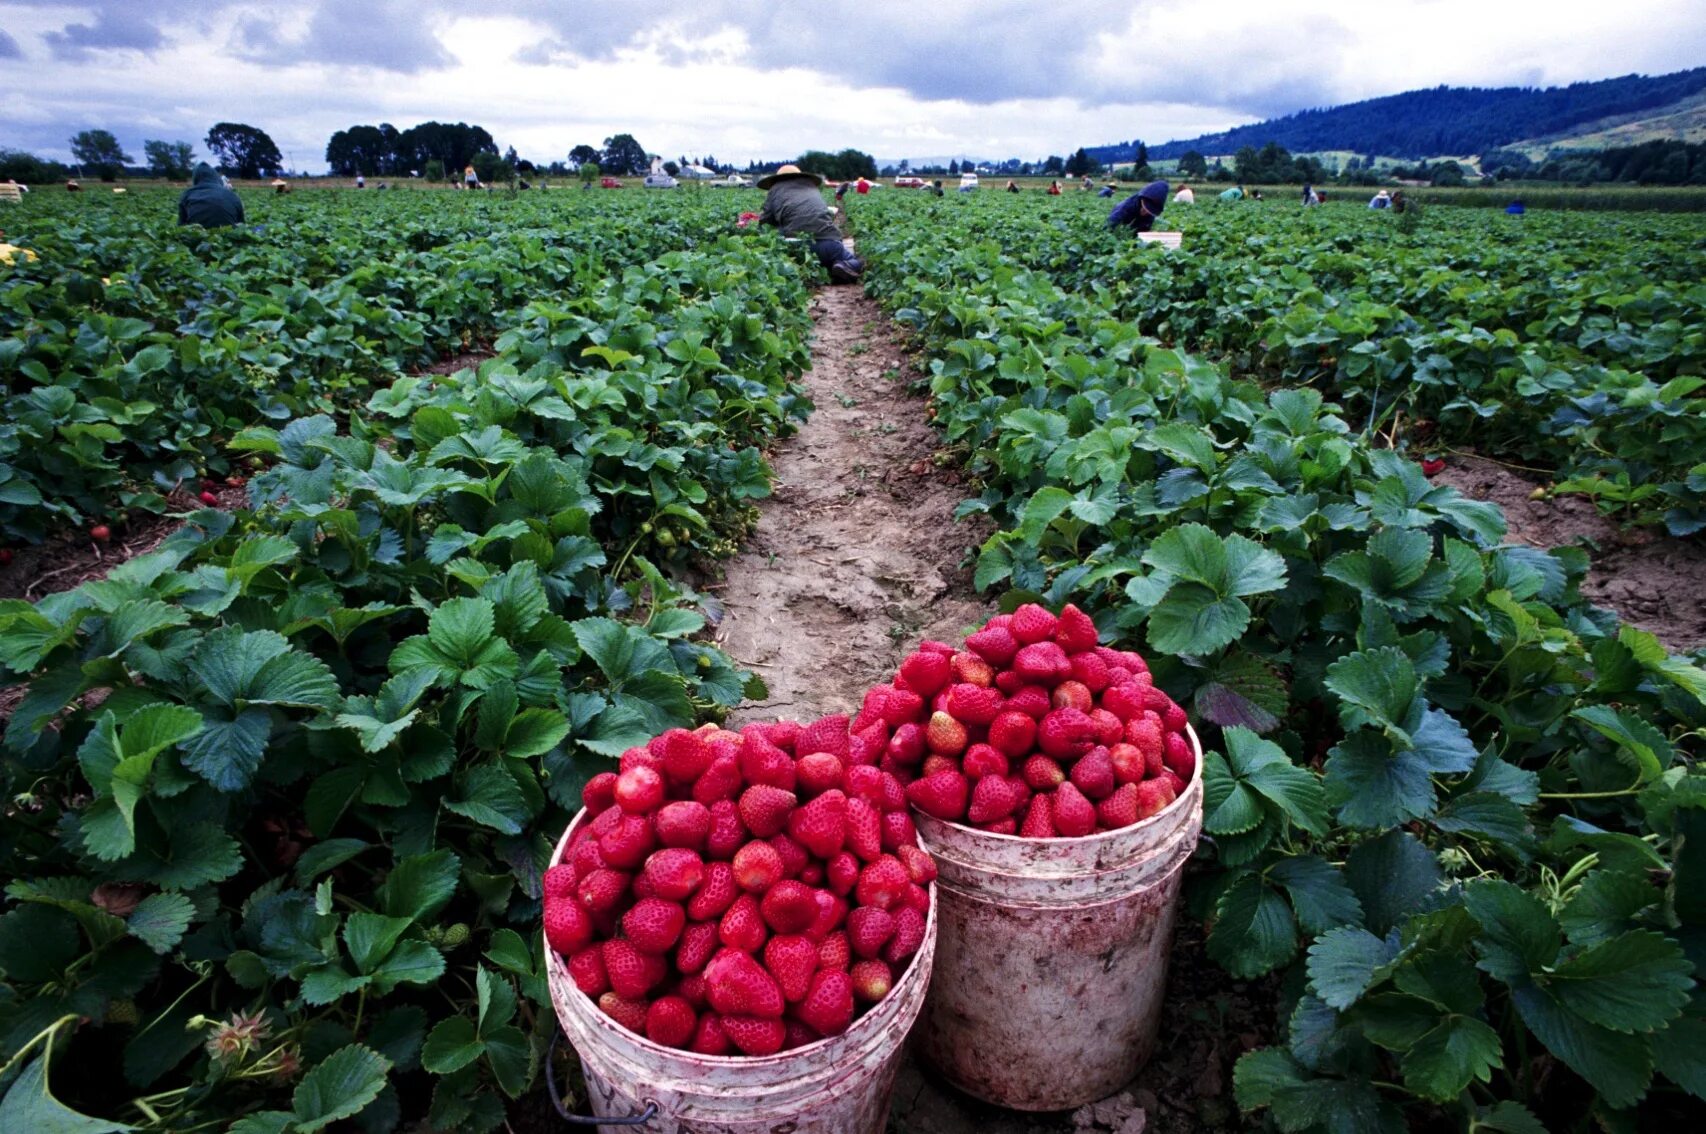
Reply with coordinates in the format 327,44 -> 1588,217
1047,181 -> 1062,195
178,162 -> 245,228
1505,199 -> 1526,215
270,178 -> 290,194
756,164 -> 864,284
1390,190 -> 1407,213
1082,176 -> 1094,191
931,180 -> 945,197
464,164 -> 479,189
1369,190 -> 1390,209
356,174 -> 365,188
1006,179 -> 1020,193
855,176 -> 870,194
1301,183 -> 1320,206
1108,179 -> 1169,233
4,179 -> 28,193
1219,185 -> 1244,201
1098,183 -> 1115,198
835,181 -> 851,202
1173,183 -> 1195,204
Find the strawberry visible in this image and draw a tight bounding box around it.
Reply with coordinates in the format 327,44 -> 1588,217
1101,682 -> 1148,722
759,880 -> 820,934
645,996 -> 697,1047
1135,778 -> 1177,820
883,905 -> 926,964
1009,603 -> 1059,645
905,770 -> 969,820
582,772 -> 619,815
804,889 -> 846,942
1038,708 -> 1097,760
795,751 -> 845,796
1160,768 -> 1186,798
1070,747 -> 1116,801
719,893 -> 768,952
994,668 -> 1027,694
975,818 -> 1018,835
1421,455 -> 1446,477
855,855 -> 912,911
739,737 -> 797,791
880,810 -> 918,852
965,624 -> 1019,666
706,949 -> 785,1017
603,939 -> 664,999
986,710 -> 1037,758
89,524 -> 112,543
545,897 -> 594,954
1108,742 -> 1146,785
1019,793 -> 1055,838
691,1014 -> 733,1055
1013,641 -> 1072,685
945,683 -> 1005,725
886,722 -> 927,764
738,784 -> 797,838
676,921 -> 720,974
798,970 -> 855,1037
818,931 -> 852,972
658,728 -> 713,787
787,790 -> 848,858
732,841 -> 784,893
570,837 -> 606,879
686,754 -> 738,805
1052,782 -> 1097,837
920,638 -> 957,655
847,906 -> 896,958
796,714 -> 850,759
1090,708 -> 1124,747
879,687 -> 926,727
721,1015 -> 786,1055
783,1020 -> 821,1051
1053,603 -> 1099,653
642,849 -> 705,901
875,771 -> 908,812
848,723 -> 887,766
850,958 -> 893,1002
1006,685 -> 1053,719
949,651 -> 997,687
601,815 -> 657,872
1069,650 -> 1110,692
897,844 -> 938,884
897,650 -> 952,697
769,834 -> 809,878
925,711 -> 968,756
598,993 -> 650,1034
1050,680 -> 1093,712
622,898 -> 686,954
962,743 -> 1010,780
967,774 -> 1019,823
1163,729 -> 1195,780
1162,702 -> 1189,733
568,945 -> 608,996
845,797 -> 883,862
1097,783 -> 1140,829
543,862 -> 577,902
576,868 -> 631,915
764,934 -> 820,1002
706,800 -> 746,860
827,852 -> 860,896
614,765 -> 665,814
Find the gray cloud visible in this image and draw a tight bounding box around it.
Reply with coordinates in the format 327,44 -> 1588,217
232,1 -> 455,73
0,29 -> 22,59
43,7 -> 166,61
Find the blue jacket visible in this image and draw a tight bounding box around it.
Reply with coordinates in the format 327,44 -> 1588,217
1109,180 -> 1169,232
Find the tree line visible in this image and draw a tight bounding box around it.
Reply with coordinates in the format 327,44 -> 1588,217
2,123 -> 283,183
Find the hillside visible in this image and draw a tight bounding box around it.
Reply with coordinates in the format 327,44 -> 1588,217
1506,89 -> 1706,157
1088,67 -> 1706,163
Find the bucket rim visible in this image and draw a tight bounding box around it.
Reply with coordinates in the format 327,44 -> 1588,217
912,722 -> 1204,846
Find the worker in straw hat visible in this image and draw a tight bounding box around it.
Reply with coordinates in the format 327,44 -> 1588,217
755,164 -> 863,284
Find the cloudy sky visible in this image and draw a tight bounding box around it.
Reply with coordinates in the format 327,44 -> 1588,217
3,1 -> 1703,170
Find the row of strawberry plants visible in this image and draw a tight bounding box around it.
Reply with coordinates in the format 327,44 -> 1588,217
0,228 -> 816,1130
0,191 -> 758,543
854,203 -> 1706,1132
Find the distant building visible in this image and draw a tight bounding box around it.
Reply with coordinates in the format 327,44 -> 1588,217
680,164 -> 717,180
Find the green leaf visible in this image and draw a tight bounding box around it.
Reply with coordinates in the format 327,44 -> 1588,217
1549,930 -> 1693,1034
1232,1047 -> 1307,1115
1652,1017 -> 1706,1100
1209,873 -> 1298,978
1559,870 -> 1660,947
1472,1100 -> 1549,1134
1570,706 -> 1670,784
127,893 -> 194,955
1401,1015 -> 1502,1102
0,1054 -> 134,1133
1324,647 -> 1417,734
429,597 -> 497,663
482,1025 -> 532,1098
344,913 -> 412,975
504,708 -> 570,758
445,764 -> 531,834
1345,830 -> 1443,936
370,939 -> 446,991
421,1016 -> 484,1074
1463,879 -> 1560,983
1270,855 -> 1364,934
378,850 -> 461,922
1512,984 -> 1653,1109
1307,927 -> 1397,1009
1434,791 -> 1535,856
1146,582 -> 1251,656
1225,727 -> 1329,837
291,1044 -> 391,1133
1326,731 -> 1437,828
570,617 -> 671,684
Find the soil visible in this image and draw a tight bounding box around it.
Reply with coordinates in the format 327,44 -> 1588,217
1431,451 -> 1706,652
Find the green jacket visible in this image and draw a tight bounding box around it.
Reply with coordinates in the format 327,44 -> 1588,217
759,178 -> 842,242
178,163 -> 245,229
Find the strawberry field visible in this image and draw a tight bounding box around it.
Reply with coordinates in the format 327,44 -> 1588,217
0,185 -> 1704,1133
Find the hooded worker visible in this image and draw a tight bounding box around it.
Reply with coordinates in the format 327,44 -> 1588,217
178,162 -> 245,228
1108,180 -> 1169,233
756,164 -> 863,284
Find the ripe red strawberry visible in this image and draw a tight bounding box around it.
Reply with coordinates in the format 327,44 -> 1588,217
855,855 -> 911,911
1101,682 -> 1147,722
764,933 -> 820,1002
603,939 -> 664,999
688,862 -> 737,921
994,668 -> 1026,694
949,652 -> 997,687
705,949 -> 785,1017
721,1015 -> 786,1055
1019,793 -> 1055,838
1038,708 -> 1097,760
656,728 -> 713,787
599,814 -> 656,870
1050,680 -> 1093,712
614,765 -> 665,814
1163,730 -> 1196,780
945,683 -> 1005,725
739,738 -> 797,792
886,722 -> 927,764
879,686 -> 926,727
642,849 -> 705,901
720,893 -> 768,952
847,906 -> 896,958
691,1014 -> 733,1055
1162,702 -> 1188,733
598,993 -> 650,1034
965,624 -> 1019,666
883,905 -> 926,964
1125,715 -> 1164,763
647,996 -> 698,1047
805,889 -> 846,942
622,898 -> 686,954
545,897 -> 594,954
1010,603 -> 1058,645
1069,650 -> 1110,692
880,810 -> 917,852
706,800 -> 746,860
1090,708 -> 1124,746
962,743 -> 1009,780
738,784 -> 797,838
906,770 -> 969,820
690,754 -> 742,805
760,880 -> 820,934
844,796 -> 883,862
848,722 -> 887,766
796,751 -> 845,796
798,970 -> 855,1037
818,931 -> 852,972
676,921 -> 720,974
1135,778 -> 1178,820
1053,782 -> 1097,837
797,714 -> 850,759
985,711 -> 1036,758
975,818 -> 1018,835
582,772 -> 619,815
570,837 -> 606,880
925,711 -> 968,756
1108,743 -> 1146,785
850,958 -> 893,1002
543,862 -> 577,902
898,844 -> 938,884
787,790 -> 848,859
967,774 -> 1019,824
1013,641 -> 1072,685
89,524 -> 112,543
897,650 -> 952,697
1053,603 -> 1098,652
1070,747 -> 1116,801
732,841 -> 785,893
653,801 -> 711,851
568,945 -> 608,996
875,770 -> 908,812
1006,685 -> 1053,720
784,1020 -> 821,1051
1097,783 -> 1140,829
827,852 -> 860,896
576,868 -> 631,915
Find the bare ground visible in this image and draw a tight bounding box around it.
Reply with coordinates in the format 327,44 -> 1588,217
1431,452 -> 1706,652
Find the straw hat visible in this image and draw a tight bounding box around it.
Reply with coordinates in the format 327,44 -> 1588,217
757,164 -> 823,189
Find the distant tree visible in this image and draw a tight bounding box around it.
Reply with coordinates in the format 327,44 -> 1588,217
0,148 -> 68,184
795,149 -> 877,181
1041,154 -> 1065,175
569,144 -> 601,167
1177,150 -> 1207,177
69,129 -> 131,180
1233,145 -> 1260,181
325,125 -> 391,176
206,122 -> 282,178
142,139 -> 195,180
472,150 -> 513,184
663,160 -> 680,177
516,158 -> 535,174
948,159 -> 961,175
1132,141 -> 1149,168
579,162 -> 599,187
1429,159 -> 1466,187
393,122 -> 496,177
601,134 -> 648,175
424,159 -> 445,182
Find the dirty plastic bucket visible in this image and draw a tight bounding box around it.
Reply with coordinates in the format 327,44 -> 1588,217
912,726 -> 1205,1111
545,814 -> 938,1133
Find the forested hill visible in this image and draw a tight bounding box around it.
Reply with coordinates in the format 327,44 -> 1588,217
1089,67 -> 1706,161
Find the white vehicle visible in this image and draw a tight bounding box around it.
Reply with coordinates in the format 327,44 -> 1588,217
708,174 -> 754,188
958,172 -> 979,192
643,173 -> 679,189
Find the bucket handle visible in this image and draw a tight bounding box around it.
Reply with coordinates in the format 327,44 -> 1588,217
546,1029 -> 661,1127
